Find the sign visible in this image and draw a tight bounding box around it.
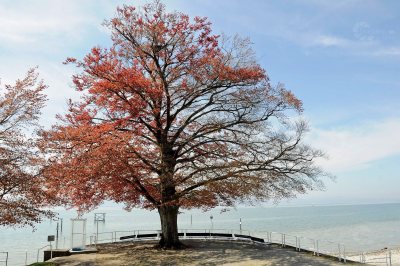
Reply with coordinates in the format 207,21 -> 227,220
48,235 -> 55,242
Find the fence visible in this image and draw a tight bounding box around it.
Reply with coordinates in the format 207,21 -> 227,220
252,231 -> 347,263
347,250 -> 393,265
2,229 -> 396,266
0,252 -> 8,266
85,229 -> 365,264
101,228 -> 393,265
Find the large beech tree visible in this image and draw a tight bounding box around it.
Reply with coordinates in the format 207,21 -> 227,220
41,1 -> 324,248
0,69 -> 51,226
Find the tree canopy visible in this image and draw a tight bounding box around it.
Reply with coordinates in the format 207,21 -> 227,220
0,68 -> 51,227
41,1 -> 325,248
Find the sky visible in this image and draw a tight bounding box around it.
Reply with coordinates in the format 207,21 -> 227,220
0,0 -> 399,206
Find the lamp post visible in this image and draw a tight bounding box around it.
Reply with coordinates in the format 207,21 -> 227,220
210,215 -> 214,231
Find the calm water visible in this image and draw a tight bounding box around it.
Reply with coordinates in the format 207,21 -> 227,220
1,203 -> 400,265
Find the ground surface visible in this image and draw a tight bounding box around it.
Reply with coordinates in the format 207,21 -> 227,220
49,240 -> 360,266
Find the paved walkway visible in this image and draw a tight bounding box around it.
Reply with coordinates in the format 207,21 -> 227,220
50,240 -> 361,265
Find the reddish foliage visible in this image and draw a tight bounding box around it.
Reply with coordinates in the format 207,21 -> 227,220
40,1 -> 323,247
0,68 -> 52,227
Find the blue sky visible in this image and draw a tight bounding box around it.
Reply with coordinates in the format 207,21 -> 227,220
0,0 -> 399,206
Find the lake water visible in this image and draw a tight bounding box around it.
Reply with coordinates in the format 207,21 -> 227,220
1,203 -> 400,266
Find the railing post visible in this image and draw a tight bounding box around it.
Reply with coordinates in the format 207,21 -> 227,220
389,250 -> 392,266
298,238 -> 301,252
316,240 -> 319,256
295,236 -> 298,251
343,245 -> 346,263
338,243 -> 341,262
386,252 -> 388,265
311,239 -> 317,256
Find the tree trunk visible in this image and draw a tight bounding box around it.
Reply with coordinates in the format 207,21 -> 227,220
158,205 -> 182,249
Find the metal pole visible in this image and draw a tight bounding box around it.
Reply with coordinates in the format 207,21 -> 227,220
338,243 -> 341,262
239,218 -> 242,233
5,252 -> 8,266
71,220 -> 74,249
190,214 -> 192,226
96,220 -> 99,244
313,239 -> 316,255
25,250 -> 28,265
343,245 -> 346,263
56,221 -> 59,249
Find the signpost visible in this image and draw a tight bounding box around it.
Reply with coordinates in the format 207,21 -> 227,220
47,235 -> 55,259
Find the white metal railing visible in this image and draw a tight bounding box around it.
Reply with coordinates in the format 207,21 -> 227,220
5,228 -> 396,266
257,231 -> 347,262
90,228 -> 394,265
36,245 -> 50,263
347,250 -> 393,265
0,252 -> 8,266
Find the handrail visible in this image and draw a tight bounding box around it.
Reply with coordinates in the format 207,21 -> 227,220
5,228 -> 396,265
347,249 -> 392,265
36,245 -> 50,263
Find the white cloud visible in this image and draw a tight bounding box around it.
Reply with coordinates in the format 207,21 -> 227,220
0,1 -> 95,46
372,47 -> 400,56
312,35 -> 352,47
309,119 -> 400,172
